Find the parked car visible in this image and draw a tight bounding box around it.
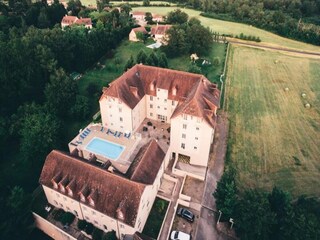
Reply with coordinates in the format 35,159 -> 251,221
170,231 -> 191,240
177,208 -> 195,222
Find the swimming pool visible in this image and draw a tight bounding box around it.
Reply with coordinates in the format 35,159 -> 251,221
86,137 -> 125,161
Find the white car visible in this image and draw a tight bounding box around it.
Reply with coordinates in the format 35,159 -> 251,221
170,231 -> 191,240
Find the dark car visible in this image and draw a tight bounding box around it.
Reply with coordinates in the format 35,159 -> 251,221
177,208 -> 195,222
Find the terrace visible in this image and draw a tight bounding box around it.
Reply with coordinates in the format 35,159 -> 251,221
68,123 -> 142,174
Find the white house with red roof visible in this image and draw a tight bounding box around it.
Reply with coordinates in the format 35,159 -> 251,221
61,15 -> 92,29
150,24 -> 172,43
129,27 -> 148,42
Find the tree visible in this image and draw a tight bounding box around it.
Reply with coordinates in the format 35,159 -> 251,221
37,7 -> 50,29
145,12 -> 153,24
136,49 -> 147,64
124,55 -> 135,71
163,26 -> 189,56
167,9 -> 188,24
188,16 -> 201,26
19,105 -> 61,162
143,0 -> 150,7
158,52 -> 168,68
235,189 -> 276,240
146,54 -> 155,66
70,95 -> 90,120
186,24 -> 213,55
120,3 -> 131,16
44,68 -> 78,117
136,31 -> 148,43
213,167 -> 237,221
188,64 -> 201,74
67,0 -> 82,16
149,51 -> 159,66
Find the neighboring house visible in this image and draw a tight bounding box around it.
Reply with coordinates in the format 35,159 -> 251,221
100,64 -> 220,167
61,15 -> 92,29
150,24 -> 172,43
129,27 -> 148,42
152,14 -> 164,22
131,11 -> 146,26
38,139 -> 165,239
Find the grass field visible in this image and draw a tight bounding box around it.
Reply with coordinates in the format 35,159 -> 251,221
225,45 -> 320,197
134,6 -> 320,52
79,0 -> 174,7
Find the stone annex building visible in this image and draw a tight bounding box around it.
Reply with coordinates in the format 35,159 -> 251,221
33,65 -> 220,240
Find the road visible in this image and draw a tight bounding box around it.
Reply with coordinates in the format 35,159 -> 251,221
194,112 -> 233,240
227,39 -> 320,57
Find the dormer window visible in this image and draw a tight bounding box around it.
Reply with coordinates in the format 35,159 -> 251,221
172,86 -> 177,96
52,181 -> 58,189
89,198 -> 95,207
59,184 -> 65,193
80,193 -> 85,202
117,210 -> 124,221
67,187 -> 73,197
150,82 -> 155,91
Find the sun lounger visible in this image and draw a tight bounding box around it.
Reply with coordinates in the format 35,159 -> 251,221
86,128 -> 91,132
107,129 -> 111,135
114,131 -> 118,137
76,141 -> 82,144
117,132 -> 122,137
125,133 -> 131,138
100,127 -> 104,132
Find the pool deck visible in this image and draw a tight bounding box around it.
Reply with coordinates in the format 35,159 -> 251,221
69,123 -> 142,174
68,119 -> 170,174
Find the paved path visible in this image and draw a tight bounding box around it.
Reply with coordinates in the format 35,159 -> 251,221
158,176 -> 183,240
195,112 -> 230,240
228,39 -> 320,57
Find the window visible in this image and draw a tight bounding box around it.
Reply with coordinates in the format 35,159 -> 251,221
150,96 -> 153,101
120,224 -> 124,229
157,115 -> 167,121
194,146 -> 197,150
181,143 -> 185,149
94,220 -> 98,225
182,134 -> 186,139
164,107 -> 167,110
110,114 -> 112,117
66,207 -> 70,211
74,210 -> 78,217
147,201 -> 150,207
150,104 -> 153,108
157,88 -> 160,91
63,197 -> 67,201
120,126 -> 123,129
109,105 -> 111,108
172,101 -> 175,106
54,200 -> 58,205
85,216 -> 90,220
183,124 -> 187,129
59,203 -> 63,208
103,225 -> 108,231
164,99 -> 167,103
92,211 -> 96,215
183,114 -> 187,120
120,117 -> 123,122
119,108 -> 122,112
157,106 -> 160,109
196,127 -> 199,130
150,113 -> 153,117
195,137 -> 198,140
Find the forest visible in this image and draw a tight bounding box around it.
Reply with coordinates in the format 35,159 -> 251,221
0,1 -> 133,239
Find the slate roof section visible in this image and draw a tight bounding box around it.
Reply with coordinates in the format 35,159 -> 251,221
100,65 -> 220,128
39,150 -> 145,227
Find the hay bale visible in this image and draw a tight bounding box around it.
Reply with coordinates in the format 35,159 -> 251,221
284,87 -> 289,92
274,60 -> 279,64
304,103 -> 311,108
301,93 -> 307,98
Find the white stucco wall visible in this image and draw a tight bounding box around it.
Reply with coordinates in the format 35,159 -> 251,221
131,95 -> 146,131
129,30 -> 138,42
43,185 -> 83,219
100,96 -> 133,133
170,114 -> 214,166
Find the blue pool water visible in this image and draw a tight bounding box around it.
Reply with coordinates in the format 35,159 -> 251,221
86,138 -> 125,161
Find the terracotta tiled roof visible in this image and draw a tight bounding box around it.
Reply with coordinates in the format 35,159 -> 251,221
39,150 -> 145,227
75,18 -> 92,25
132,26 -> 147,34
126,139 -> 165,184
100,65 -> 220,128
132,11 -> 145,16
61,16 -> 77,24
151,24 -> 172,35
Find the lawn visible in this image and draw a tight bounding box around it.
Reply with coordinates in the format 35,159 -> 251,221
78,40 -> 226,99
225,45 -> 320,198
134,6 -> 320,52
142,197 -> 169,239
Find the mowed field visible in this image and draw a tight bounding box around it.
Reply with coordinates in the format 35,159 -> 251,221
225,45 -> 320,197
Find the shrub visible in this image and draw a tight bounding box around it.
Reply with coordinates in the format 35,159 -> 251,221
85,222 -> 94,235
86,83 -> 100,96
60,212 -> 75,225
213,57 -> 220,66
77,219 -> 87,230
103,230 -> 117,240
